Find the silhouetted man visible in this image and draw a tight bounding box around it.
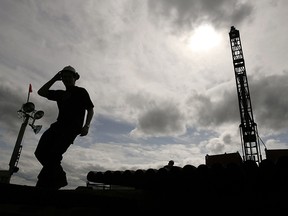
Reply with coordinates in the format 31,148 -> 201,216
164,160 -> 174,170
35,65 -> 94,189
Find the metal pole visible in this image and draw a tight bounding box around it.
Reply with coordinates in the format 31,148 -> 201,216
8,114 -> 29,175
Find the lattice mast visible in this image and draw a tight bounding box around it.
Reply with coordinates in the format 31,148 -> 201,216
229,26 -> 262,163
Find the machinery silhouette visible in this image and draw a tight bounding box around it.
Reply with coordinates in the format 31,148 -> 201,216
0,84 -> 44,183
229,26 -> 263,163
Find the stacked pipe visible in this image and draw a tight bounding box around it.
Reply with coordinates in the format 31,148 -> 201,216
87,157 -> 288,191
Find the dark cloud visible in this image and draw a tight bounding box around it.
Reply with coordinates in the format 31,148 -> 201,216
191,72 -> 288,133
222,133 -> 232,144
148,0 -> 254,32
187,89 -> 239,128
135,103 -> 186,137
249,72 -> 288,131
0,85 -> 25,132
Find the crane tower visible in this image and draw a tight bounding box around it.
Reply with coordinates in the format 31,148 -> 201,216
229,26 -> 262,163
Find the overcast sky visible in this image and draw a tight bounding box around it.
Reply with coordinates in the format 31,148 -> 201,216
1,0 -> 288,189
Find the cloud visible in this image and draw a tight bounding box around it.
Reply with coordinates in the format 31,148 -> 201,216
127,70 -> 288,139
148,0 -> 254,32
0,84 -> 24,132
131,101 -> 186,137
249,72 -> 288,132
181,71 -> 288,137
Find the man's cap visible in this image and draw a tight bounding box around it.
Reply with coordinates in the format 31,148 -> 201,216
60,65 -> 80,80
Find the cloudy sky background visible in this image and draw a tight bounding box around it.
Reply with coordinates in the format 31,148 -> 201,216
1,0 -> 288,189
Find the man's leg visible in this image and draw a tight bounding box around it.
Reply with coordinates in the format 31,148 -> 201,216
34,128 -> 66,189
36,163 -> 67,189
35,126 -> 76,189
53,164 -> 68,189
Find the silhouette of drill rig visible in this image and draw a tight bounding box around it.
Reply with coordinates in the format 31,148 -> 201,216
229,26 -> 263,163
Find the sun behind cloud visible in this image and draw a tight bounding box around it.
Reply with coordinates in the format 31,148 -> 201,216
188,24 -> 222,51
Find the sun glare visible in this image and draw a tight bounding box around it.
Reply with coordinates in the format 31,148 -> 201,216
188,24 -> 222,51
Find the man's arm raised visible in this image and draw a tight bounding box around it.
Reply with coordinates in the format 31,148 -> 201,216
38,72 -> 62,98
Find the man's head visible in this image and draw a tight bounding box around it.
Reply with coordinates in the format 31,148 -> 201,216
168,160 -> 174,166
60,65 -> 80,80
60,66 -> 80,87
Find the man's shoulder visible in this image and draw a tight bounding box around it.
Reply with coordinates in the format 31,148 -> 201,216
74,86 -> 87,91
71,86 -> 87,93
73,86 -> 92,98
